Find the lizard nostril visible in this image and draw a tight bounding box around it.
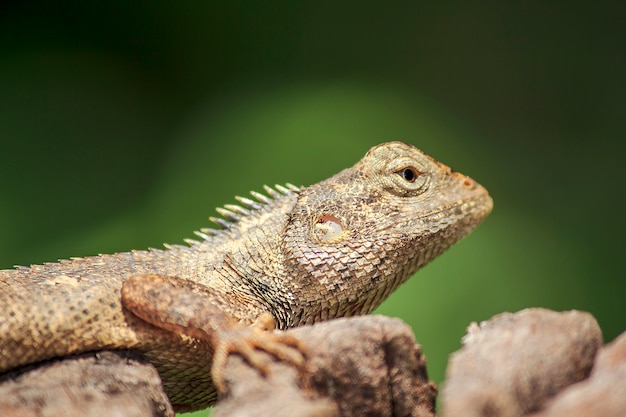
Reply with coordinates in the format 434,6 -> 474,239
314,215 -> 344,242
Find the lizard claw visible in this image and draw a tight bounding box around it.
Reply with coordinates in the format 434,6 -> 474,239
211,312 -> 305,394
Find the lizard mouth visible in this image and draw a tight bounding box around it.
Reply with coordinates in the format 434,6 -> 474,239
420,192 -> 493,220
373,191 -> 493,235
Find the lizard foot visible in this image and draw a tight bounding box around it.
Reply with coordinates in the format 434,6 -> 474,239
211,312 -> 305,394
121,275 -> 305,395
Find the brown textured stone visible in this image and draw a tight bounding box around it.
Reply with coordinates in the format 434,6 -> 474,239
529,329 -> 626,417
214,315 -> 437,417
0,351 -> 173,417
440,308 -> 602,417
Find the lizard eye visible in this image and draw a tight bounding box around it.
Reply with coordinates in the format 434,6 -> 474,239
383,157 -> 430,196
397,167 -> 419,183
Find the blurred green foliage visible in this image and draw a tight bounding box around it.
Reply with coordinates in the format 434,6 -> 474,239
1,2 -> 624,416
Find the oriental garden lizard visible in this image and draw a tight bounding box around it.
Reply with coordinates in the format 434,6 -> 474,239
0,142 -> 492,412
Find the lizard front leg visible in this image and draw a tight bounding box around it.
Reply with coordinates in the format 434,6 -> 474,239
120,274 -> 304,394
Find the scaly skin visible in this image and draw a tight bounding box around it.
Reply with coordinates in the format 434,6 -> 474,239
0,142 -> 492,411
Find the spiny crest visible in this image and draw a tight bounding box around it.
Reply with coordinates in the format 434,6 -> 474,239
190,183 -> 300,242
13,184 -> 301,265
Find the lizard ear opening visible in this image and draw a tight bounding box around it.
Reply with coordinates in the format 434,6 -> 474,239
313,215 -> 346,242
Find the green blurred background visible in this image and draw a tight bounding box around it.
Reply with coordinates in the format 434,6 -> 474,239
1,2 -> 624,415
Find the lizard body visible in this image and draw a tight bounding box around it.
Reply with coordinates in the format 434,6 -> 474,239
0,142 -> 492,411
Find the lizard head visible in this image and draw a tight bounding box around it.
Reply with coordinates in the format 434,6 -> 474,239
282,141 -> 493,324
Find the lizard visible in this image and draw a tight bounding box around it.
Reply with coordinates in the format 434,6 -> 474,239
0,141 -> 493,412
